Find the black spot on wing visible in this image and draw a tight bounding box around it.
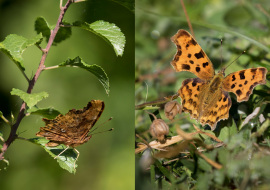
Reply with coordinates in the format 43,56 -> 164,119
244,80 -> 248,85
239,71 -> 245,80
236,89 -> 242,96
177,49 -> 182,56
182,78 -> 192,86
250,68 -> 257,74
190,39 -> 197,45
180,30 -> 190,37
259,67 -> 267,76
231,84 -> 235,89
202,62 -> 209,68
196,67 -> 200,73
187,54 -> 191,58
194,50 -> 204,59
189,60 -> 194,64
232,75 -> 236,81
182,64 -> 190,70
174,56 -> 179,62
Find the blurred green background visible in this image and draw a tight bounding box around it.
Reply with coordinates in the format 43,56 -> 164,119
136,0 -> 270,189
0,0 -> 134,190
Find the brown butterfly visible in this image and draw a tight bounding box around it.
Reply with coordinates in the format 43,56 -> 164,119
36,100 -> 104,168
171,30 -> 267,130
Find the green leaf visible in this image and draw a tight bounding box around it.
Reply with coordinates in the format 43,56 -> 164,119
197,173 -> 213,189
110,0 -> 134,12
198,157 -> 212,172
73,20 -> 126,56
34,17 -> 71,45
213,169 -> 225,186
28,138 -> 77,174
217,119 -> 238,142
10,88 -> 48,109
180,159 -> 195,172
0,130 -> 3,143
0,158 -> 9,171
217,148 -> 229,165
27,107 -> 61,119
59,56 -> 110,94
0,34 -> 43,71
154,159 -> 176,183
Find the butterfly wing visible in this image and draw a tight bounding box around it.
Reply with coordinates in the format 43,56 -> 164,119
179,78 -> 206,121
223,67 -> 267,102
171,29 -> 215,80
36,100 -> 105,147
179,78 -> 232,130
199,90 -> 232,130
62,100 -> 105,139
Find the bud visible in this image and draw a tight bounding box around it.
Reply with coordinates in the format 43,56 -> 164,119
150,119 -> 169,142
164,101 -> 182,120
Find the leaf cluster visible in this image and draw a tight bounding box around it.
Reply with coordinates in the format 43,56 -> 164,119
0,1 -> 127,173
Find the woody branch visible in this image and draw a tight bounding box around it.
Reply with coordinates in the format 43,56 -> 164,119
0,0 -> 73,160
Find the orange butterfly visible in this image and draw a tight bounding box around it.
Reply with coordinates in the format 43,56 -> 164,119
171,30 -> 267,130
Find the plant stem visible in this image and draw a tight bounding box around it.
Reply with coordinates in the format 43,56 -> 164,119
135,94 -> 179,110
0,115 -> 11,127
21,70 -> 30,83
43,65 -> 60,70
0,0 -> 73,160
179,0 -> 194,37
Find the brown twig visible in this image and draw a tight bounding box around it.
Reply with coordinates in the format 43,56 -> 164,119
256,4 -> 270,19
179,0 -> 194,37
135,93 -> 179,110
178,128 -> 223,169
135,134 -> 154,154
192,124 -> 224,143
162,142 -> 224,165
195,149 -> 223,169
0,0 -> 74,160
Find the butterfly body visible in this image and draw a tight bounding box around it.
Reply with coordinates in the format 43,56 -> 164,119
171,30 -> 267,129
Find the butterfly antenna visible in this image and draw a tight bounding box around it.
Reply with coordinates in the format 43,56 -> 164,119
91,128 -> 114,136
90,117 -> 113,133
224,50 -> 246,71
220,39 -> 223,66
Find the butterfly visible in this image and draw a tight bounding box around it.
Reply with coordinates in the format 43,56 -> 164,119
36,100 -> 104,168
171,29 -> 267,130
